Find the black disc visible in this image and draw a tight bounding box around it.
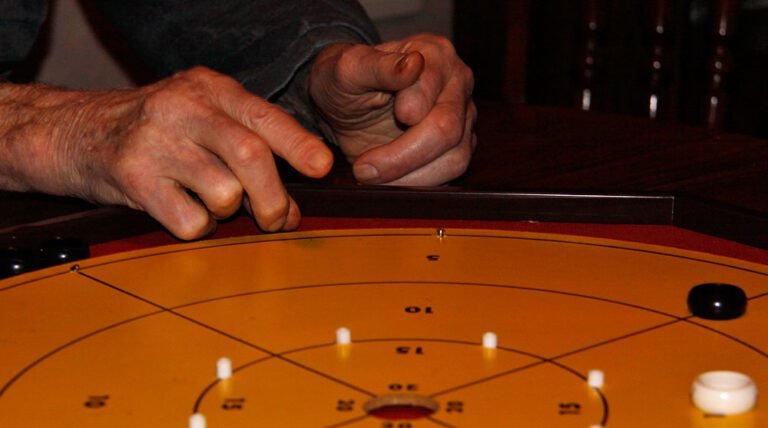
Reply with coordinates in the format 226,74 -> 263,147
36,237 -> 90,268
0,247 -> 37,280
687,283 -> 748,320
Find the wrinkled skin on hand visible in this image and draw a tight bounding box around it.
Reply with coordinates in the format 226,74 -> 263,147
1,34 -> 476,241
309,33 -> 477,186
58,67 -> 333,239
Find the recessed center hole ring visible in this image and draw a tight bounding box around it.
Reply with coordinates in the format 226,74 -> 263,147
364,394 -> 439,420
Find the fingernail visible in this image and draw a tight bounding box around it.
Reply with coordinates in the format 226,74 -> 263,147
354,164 -> 380,183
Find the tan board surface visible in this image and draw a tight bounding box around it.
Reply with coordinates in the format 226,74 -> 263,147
0,228 -> 766,427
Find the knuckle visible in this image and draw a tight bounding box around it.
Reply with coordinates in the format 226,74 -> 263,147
208,179 -> 243,211
432,35 -> 454,52
174,66 -> 217,84
145,68 -> 233,118
413,33 -> 454,54
142,85 -> 207,119
240,97 -> 275,123
432,111 -> 464,144
230,135 -> 270,166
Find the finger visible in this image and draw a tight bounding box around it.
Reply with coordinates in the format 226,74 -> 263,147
384,37 -> 474,126
189,111 -> 294,232
204,72 -> 333,179
107,127 -> 233,238
149,144 -> 243,221
283,195 -> 302,231
394,61 -> 473,127
383,130 -> 477,186
243,193 -> 301,231
353,87 -> 474,184
140,179 -> 217,240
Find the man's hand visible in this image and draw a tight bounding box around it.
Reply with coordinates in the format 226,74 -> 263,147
1,33 -> 477,240
308,33 -> 477,186
0,67 -> 333,240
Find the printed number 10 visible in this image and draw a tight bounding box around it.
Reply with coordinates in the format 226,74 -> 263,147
405,306 -> 433,314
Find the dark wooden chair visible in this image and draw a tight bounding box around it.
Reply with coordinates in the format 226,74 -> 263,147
454,0 -> 768,137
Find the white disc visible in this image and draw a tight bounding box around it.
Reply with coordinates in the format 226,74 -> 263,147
692,371 -> 758,415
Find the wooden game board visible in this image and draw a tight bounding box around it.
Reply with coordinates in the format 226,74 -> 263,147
0,228 -> 765,427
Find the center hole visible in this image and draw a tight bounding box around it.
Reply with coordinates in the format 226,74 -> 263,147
364,394 -> 439,420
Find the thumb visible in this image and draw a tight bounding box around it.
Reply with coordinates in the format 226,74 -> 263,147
318,45 -> 425,95
358,50 -> 425,93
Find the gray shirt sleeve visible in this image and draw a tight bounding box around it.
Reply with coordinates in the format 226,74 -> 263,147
0,0 -> 48,79
1,0 -> 379,133
88,0 -> 381,132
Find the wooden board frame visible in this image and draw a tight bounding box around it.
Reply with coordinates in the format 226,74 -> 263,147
2,186 -> 767,250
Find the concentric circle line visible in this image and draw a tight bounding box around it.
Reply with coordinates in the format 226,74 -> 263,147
192,337 -> 553,413
77,232 -> 434,271
75,270 -> 377,398
167,279 -> 767,358
3,274 -> 762,411
3,229 -> 765,296
170,280 -> 682,321
192,337 -> 606,428
682,318 -> 767,358
1,229 -> 764,427
0,309 -> 164,398
69,230 -> 768,277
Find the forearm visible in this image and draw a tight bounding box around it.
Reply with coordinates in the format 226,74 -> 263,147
0,83 -> 127,199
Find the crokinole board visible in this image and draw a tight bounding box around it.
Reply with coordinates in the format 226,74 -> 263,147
0,228 -> 765,427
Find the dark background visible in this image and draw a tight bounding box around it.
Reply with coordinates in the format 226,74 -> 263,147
454,0 -> 768,138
